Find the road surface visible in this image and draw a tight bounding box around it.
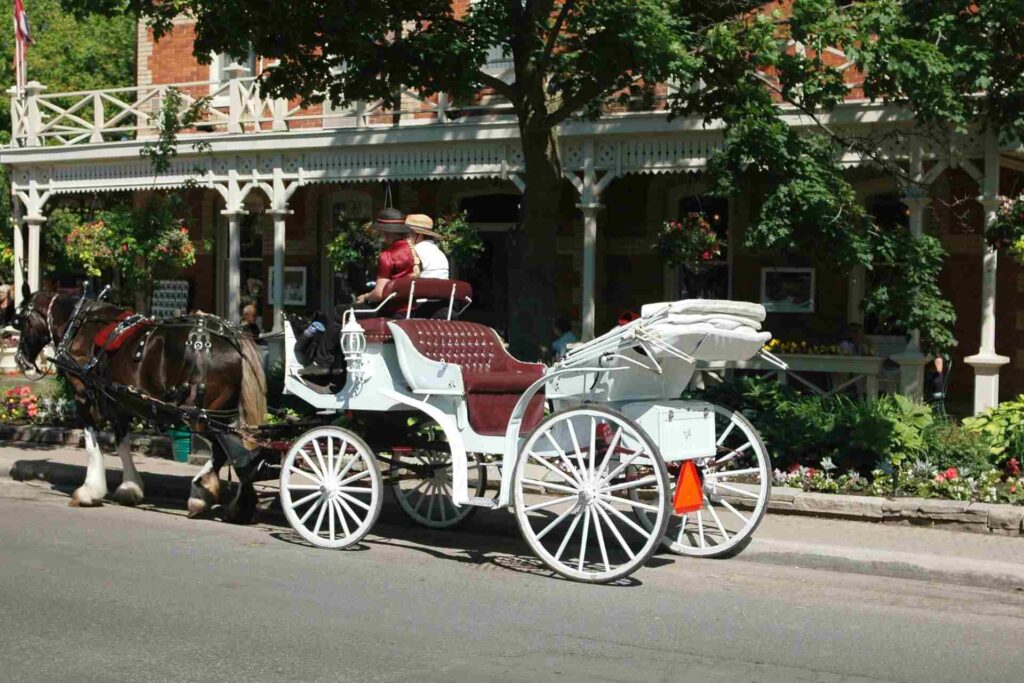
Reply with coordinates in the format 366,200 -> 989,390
0,481 -> 1021,682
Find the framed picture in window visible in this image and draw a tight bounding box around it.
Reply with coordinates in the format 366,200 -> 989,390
268,266 -> 307,306
761,267 -> 815,313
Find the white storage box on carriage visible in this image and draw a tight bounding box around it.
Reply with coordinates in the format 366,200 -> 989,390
621,400 -> 716,463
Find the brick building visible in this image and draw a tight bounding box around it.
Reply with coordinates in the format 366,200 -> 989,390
3,11 -> 1023,414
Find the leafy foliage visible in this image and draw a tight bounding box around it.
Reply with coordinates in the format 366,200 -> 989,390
985,194 -> 1024,265
963,396 -> 1024,467
434,212 -> 484,270
325,221 -> 384,275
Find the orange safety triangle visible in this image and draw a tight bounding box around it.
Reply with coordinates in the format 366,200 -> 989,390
673,460 -> 703,515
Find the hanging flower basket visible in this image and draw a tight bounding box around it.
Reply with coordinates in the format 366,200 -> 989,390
654,213 -> 723,272
984,194 -> 1024,264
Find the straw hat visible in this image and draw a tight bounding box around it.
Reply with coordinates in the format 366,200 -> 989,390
404,213 -> 441,239
372,207 -> 408,233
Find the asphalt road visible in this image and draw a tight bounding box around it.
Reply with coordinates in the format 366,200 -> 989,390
1,483 -> 1022,683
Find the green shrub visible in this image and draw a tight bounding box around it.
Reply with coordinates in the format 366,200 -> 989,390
923,422 -> 992,475
962,395 -> 1024,467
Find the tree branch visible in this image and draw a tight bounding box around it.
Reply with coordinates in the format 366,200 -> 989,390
546,75 -> 632,127
541,0 -> 574,67
474,69 -> 518,102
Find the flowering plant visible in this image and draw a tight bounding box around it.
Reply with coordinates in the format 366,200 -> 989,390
654,213 -> 723,272
435,211 -> 484,269
763,338 -> 844,355
0,386 -> 39,423
984,194 -> 1024,264
64,219 -> 117,277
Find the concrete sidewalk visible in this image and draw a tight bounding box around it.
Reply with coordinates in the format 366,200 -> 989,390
4,442 -> 1024,592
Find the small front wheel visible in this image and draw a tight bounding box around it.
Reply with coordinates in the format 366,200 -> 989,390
390,449 -> 487,529
279,426 -> 383,549
513,405 -> 671,584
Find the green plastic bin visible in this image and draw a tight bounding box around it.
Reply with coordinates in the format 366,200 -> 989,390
168,427 -> 192,463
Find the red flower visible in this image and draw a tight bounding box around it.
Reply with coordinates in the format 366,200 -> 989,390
701,251 -> 712,260
1011,485 -> 1018,494
944,467 -> 959,481
1007,458 -> 1021,477
805,467 -> 818,478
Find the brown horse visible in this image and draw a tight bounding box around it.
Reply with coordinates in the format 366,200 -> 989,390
15,290 -> 267,522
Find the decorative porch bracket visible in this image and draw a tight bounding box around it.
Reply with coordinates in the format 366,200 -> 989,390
12,177 -> 53,303
255,166 -> 303,331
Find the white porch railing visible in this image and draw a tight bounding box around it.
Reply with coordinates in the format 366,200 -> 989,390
6,75 -> 532,148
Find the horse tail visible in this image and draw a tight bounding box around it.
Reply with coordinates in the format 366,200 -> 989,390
238,336 -> 267,440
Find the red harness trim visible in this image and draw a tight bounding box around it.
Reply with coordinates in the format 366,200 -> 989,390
93,312 -> 155,352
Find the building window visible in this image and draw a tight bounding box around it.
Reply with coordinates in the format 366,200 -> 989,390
209,50 -> 256,101
677,195 -> 729,299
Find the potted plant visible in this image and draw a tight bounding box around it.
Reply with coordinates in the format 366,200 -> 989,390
985,194 -> 1024,264
654,212 -> 723,297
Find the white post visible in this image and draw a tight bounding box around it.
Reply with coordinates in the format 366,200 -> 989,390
579,203 -> 599,342
90,92 -> 104,143
12,200 -> 25,304
225,64 -> 249,134
25,215 -> 43,293
23,81 -> 45,147
270,209 -> 288,331
222,209 -> 245,323
965,127 -> 1010,414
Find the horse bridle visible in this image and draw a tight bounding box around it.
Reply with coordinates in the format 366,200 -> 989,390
15,293 -> 61,378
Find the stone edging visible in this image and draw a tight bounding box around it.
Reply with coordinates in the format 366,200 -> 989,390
2,425 -> 1021,534
766,487 -> 1024,536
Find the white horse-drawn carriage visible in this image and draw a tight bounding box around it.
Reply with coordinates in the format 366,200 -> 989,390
280,278 -> 782,583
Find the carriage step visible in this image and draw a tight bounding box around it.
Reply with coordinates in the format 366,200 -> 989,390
464,496 -> 499,509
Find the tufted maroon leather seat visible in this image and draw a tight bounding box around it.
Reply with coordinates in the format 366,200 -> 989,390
358,317 -> 395,344
390,319 -> 545,436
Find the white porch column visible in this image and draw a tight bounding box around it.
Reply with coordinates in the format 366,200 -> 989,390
25,215 -> 43,293
965,127 -> 1010,413
269,208 -> 289,332
221,209 -> 245,323
12,200 -> 25,305
578,201 -> 601,341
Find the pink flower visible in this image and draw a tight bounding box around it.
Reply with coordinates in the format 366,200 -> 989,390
944,467 -> 959,481
934,473 -> 946,484
1011,485 -> 1018,494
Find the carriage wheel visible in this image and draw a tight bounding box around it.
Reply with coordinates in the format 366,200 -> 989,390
513,406 -> 671,584
279,426 -> 383,549
629,404 -> 771,558
390,450 -> 487,529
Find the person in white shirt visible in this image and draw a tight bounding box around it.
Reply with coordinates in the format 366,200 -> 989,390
405,213 -> 450,279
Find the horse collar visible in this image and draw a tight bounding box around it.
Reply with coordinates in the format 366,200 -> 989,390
45,293 -> 59,344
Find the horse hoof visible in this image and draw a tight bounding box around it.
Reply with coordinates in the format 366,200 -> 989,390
70,487 -> 105,507
187,497 -> 210,518
112,483 -> 144,507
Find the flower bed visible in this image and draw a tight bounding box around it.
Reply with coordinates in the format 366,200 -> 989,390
0,385 -> 78,427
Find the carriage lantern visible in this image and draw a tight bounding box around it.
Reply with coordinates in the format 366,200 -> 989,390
339,311 -> 369,379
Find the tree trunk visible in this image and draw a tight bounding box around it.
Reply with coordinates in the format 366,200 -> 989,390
507,123 -> 564,361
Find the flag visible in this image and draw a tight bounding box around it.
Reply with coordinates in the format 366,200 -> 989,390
13,0 -> 33,90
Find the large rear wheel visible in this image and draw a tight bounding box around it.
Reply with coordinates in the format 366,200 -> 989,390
513,406 -> 671,584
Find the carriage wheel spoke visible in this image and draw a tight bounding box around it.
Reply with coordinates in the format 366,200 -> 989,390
588,418 -> 597,478
595,499 -> 651,540
426,486 -> 437,520
594,503 -> 634,560
411,480 -> 431,513
529,449 -> 582,487
438,488 -> 449,522
595,428 -> 622,479
288,466 -> 319,483
297,449 -> 325,480
543,432 -> 585,487
705,497 -> 730,541
713,482 -> 760,499
554,510 -> 583,562
696,511 -> 706,548
566,419 -> 586,477
311,440 -> 330,484
291,490 -> 321,508
298,496 -> 324,525
339,471 -> 376,485
577,508 -> 591,572
521,479 -> 579,496
598,493 -> 658,514
524,495 -> 576,513
535,503 -> 577,541
332,499 -> 351,537
328,493 -> 336,541
598,448 -> 644,487
716,442 -> 752,465
336,495 -> 363,529
716,420 -> 736,446
339,490 -> 372,511
591,506 -> 611,572
675,514 -> 689,545
312,500 -> 328,536
287,485 -> 320,492
600,474 -> 658,495
335,451 -> 359,483
719,498 -> 750,525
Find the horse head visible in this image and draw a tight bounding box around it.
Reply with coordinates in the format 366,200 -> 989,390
14,290 -> 65,376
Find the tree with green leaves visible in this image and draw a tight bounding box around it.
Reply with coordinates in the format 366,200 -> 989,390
61,0 -> 1024,356
0,0 -> 134,281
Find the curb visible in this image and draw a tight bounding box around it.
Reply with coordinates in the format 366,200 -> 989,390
757,487 -> 1024,537
0,425 -> 210,465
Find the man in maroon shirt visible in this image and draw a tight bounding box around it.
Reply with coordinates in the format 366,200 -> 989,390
355,207 -> 420,305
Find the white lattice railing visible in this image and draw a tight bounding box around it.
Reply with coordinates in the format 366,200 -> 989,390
7,76 -> 520,148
